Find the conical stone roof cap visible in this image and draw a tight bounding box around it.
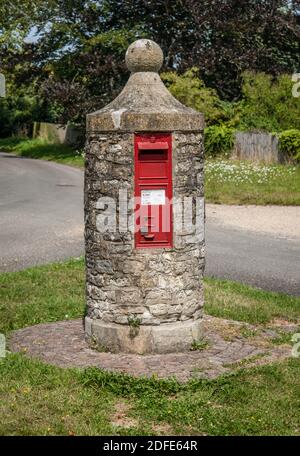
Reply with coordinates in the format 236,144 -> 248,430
87,39 -> 204,132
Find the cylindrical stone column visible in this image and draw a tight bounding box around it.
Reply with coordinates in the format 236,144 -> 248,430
85,39 -> 205,354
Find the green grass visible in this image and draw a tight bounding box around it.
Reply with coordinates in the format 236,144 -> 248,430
1,259 -> 300,435
0,354 -> 116,436
113,359 -> 300,436
0,258 -> 85,334
1,353 -> 300,435
205,277 -> 300,325
0,137 -> 84,168
205,159 -> 300,205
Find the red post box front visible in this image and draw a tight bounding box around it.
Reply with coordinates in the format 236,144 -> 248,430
134,133 -> 172,248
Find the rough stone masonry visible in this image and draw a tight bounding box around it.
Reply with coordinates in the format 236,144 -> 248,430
84,39 -> 205,354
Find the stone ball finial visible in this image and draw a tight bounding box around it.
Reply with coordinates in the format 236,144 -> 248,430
125,39 -> 163,73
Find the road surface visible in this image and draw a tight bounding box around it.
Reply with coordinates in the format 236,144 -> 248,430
205,221 -> 300,296
0,152 -> 299,296
0,152 -> 84,271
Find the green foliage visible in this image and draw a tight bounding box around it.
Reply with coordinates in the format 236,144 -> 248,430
0,354 -> 115,436
81,367 -> 181,398
204,126 -> 235,158
1,0 -> 299,133
127,315 -> 141,338
0,88 -> 37,136
1,353 -> 300,435
0,137 -> 84,168
0,80 -> 55,137
278,129 -> 300,163
161,68 -> 232,125
237,72 -> 300,132
161,69 -> 300,136
271,331 -> 296,346
190,338 -> 210,351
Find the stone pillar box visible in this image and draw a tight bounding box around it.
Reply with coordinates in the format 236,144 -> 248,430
85,39 -> 205,354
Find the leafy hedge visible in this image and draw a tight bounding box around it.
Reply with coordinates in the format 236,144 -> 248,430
278,130 -> 300,163
162,69 -> 300,133
161,68 -> 232,126
204,126 -> 235,158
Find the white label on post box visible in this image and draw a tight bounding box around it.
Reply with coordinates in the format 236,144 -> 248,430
141,189 -> 165,205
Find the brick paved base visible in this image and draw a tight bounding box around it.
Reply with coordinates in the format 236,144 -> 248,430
9,315 -> 296,382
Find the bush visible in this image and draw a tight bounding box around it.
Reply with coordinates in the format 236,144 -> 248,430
0,80 -> 55,138
204,125 -> 235,158
238,72 -> 300,132
161,69 -> 300,134
161,68 -> 233,125
278,129 -> 300,163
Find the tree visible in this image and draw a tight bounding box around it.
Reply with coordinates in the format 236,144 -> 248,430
185,0 -> 300,99
161,68 -> 234,125
238,71 -> 300,131
0,0 -> 299,130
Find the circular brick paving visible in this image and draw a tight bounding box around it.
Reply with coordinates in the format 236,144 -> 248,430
9,315 -> 295,382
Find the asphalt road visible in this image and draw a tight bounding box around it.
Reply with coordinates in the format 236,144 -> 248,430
205,222 -> 300,296
0,152 -> 84,272
1,152 -> 299,296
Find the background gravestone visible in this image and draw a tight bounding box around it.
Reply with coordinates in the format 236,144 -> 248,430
84,39 -> 205,354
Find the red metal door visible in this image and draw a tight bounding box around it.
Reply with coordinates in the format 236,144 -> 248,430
134,133 -> 172,248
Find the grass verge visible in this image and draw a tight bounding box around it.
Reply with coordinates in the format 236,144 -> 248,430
1,260 -> 300,435
0,137 -> 84,168
205,277 -> 300,325
205,159 -> 300,205
0,258 -> 85,334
